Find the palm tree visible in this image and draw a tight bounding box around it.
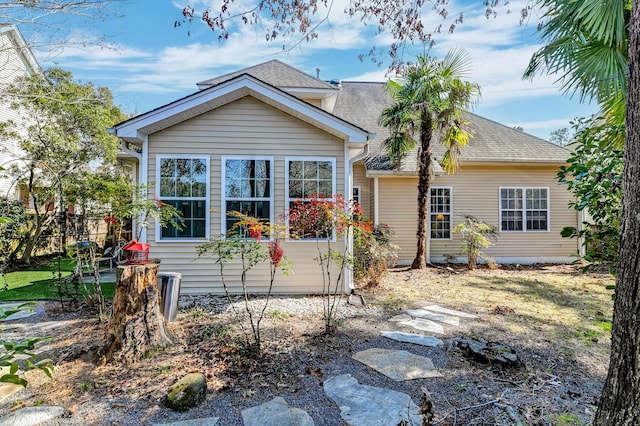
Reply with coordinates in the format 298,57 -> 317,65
380,50 -> 480,269
524,0 -> 628,147
522,1 -> 640,423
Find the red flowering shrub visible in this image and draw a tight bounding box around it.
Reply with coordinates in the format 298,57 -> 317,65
286,194 -> 374,333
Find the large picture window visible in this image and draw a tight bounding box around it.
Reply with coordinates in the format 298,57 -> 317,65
157,156 -> 208,240
286,157 -> 336,239
223,157 -> 273,236
430,187 -> 452,239
500,187 -> 549,232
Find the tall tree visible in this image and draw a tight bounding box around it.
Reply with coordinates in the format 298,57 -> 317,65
523,0 -> 639,423
380,50 -> 480,269
0,1 -> 126,55
0,68 -> 126,264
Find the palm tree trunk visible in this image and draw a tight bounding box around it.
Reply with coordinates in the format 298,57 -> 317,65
411,109 -> 433,269
594,3 -> 640,423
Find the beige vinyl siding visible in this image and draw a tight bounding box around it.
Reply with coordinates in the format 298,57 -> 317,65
378,177 -> 419,263
353,163 -> 372,219
378,164 -> 578,265
147,96 -> 347,295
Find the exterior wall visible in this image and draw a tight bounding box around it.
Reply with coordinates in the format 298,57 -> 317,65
146,96 -> 347,295
353,163 -> 372,219
0,29 -> 35,199
377,164 -> 579,265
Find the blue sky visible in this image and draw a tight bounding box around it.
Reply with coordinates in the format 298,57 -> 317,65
31,0 -> 598,140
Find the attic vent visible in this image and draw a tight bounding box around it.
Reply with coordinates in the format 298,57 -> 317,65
329,79 -> 342,87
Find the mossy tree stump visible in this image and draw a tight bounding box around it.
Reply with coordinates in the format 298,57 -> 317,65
100,263 -> 173,364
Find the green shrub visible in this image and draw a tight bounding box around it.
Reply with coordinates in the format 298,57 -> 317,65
354,223 -> 399,286
452,215 -> 498,269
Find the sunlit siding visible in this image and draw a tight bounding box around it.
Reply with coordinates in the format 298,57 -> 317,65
146,96 -> 347,295
353,163 -> 372,219
378,177 -> 419,263
378,164 -> 578,265
0,30 -> 33,199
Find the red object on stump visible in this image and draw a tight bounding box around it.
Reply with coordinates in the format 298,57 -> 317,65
122,240 -> 151,264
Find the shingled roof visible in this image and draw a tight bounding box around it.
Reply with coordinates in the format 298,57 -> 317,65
197,59 -> 337,90
331,81 -> 570,172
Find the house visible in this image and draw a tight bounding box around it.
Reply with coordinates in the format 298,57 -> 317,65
109,60 -> 579,295
0,25 -> 42,201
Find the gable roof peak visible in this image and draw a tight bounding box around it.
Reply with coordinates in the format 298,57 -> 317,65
197,59 -> 338,91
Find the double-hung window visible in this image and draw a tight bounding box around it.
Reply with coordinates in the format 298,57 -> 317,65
500,187 -> 549,231
286,157 -> 336,239
430,187 -> 452,239
223,157 -> 273,236
157,156 -> 209,240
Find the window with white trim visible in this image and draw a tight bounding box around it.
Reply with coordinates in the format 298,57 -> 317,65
430,187 -> 452,239
158,156 -> 208,240
223,157 -> 273,236
500,187 -> 549,231
352,186 -> 361,205
286,157 -> 336,239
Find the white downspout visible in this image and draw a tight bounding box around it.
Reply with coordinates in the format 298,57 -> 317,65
139,135 -> 149,243
374,177 -> 379,226
344,143 -> 370,294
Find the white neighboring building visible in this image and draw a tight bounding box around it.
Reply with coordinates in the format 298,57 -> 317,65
0,25 -> 41,200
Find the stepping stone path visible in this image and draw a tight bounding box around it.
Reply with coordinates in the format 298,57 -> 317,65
324,374 -> 422,426
242,397 -> 314,426
351,303 -> 477,402
0,406 -> 65,426
380,331 -> 443,347
353,348 -> 443,381
398,318 -> 445,334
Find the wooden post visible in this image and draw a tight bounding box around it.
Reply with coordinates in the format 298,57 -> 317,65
99,263 -> 174,364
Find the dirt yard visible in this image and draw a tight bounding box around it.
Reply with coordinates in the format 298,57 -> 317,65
2,264 -> 614,425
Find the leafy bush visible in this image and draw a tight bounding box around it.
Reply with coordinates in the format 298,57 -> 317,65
0,302 -> 53,386
197,213 -> 291,356
452,215 -> 498,269
557,117 -> 622,274
354,223 -> 399,286
288,195 -> 373,333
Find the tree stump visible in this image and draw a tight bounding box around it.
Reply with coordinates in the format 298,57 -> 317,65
100,263 -> 173,364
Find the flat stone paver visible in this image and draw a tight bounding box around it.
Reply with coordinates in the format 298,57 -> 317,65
241,397 -> 314,426
399,318 -> 445,335
353,348 -> 442,381
324,374 -> 422,426
388,313 -> 412,322
0,406 -> 64,426
422,304 -> 478,319
381,331 -> 443,347
406,309 -> 460,326
154,417 -> 219,426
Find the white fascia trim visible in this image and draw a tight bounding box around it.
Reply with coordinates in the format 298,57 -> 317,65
113,75 -> 370,144
2,25 -> 42,76
220,155 -> 275,236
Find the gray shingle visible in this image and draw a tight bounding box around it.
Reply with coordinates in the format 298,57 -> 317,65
332,81 -> 570,172
197,59 -> 337,90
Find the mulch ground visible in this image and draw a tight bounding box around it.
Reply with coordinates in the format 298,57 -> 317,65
1,265 -> 611,425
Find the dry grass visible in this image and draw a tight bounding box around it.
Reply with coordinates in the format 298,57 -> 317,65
363,264 -> 614,364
